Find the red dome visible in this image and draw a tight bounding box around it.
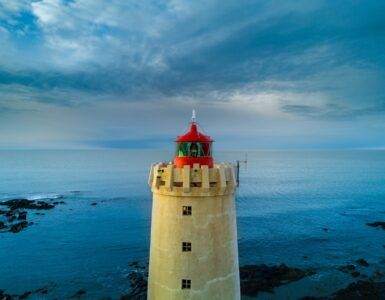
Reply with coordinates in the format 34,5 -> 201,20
174,119 -> 214,168
176,122 -> 213,143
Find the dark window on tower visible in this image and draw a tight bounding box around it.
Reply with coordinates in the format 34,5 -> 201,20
182,206 -> 192,216
182,242 -> 192,252
181,279 -> 191,289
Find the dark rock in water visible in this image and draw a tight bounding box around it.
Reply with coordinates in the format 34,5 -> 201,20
337,264 -> 363,278
356,258 -> 369,267
19,291 -> 32,299
128,261 -> 140,268
17,211 -> 27,221
0,290 -> 13,300
9,221 -> 29,233
0,199 -> 55,210
240,264 -> 316,296
0,286 -> 51,299
302,280 -> 385,299
53,201 -> 66,205
333,280 -> 385,299
373,271 -> 384,280
6,215 -> 16,223
121,262 -> 315,298
34,286 -> 49,295
367,221 -> 385,230
70,289 -> 86,298
91,202 -> 97,206
338,264 -> 356,273
121,262 -> 148,300
0,221 -> 6,230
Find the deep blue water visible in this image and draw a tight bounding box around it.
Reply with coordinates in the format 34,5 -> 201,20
0,150 -> 385,299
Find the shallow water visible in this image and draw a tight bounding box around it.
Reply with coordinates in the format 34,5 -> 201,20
0,150 -> 385,299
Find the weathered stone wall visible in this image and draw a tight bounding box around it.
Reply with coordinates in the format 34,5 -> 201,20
148,163 -> 240,300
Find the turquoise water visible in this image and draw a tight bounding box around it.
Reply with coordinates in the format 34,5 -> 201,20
1,150 -> 385,299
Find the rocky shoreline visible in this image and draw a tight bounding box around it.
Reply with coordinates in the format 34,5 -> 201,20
0,198 -> 65,234
120,261 -> 385,300
1,200 -> 385,299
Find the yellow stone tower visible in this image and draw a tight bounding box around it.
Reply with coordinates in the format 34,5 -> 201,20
147,113 -> 240,300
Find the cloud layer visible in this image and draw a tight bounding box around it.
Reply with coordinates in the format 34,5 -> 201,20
0,0 -> 384,149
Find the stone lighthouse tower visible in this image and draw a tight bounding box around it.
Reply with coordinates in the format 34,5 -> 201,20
147,112 -> 240,300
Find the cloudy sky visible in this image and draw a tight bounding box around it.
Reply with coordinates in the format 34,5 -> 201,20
0,0 -> 384,149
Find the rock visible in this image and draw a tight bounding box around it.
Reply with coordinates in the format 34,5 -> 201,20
373,271 -> 384,280
52,201 -> 66,205
338,264 -> 356,274
0,199 -> 55,210
17,211 -> 27,221
356,258 -> 369,267
9,221 -> 29,233
351,271 -> 360,278
70,289 -> 86,298
6,215 -> 16,223
332,280 -> 385,299
302,280 -> 385,299
240,264 -> 316,296
0,221 -> 6,230
367,221 -> 385,230
19,291 -> 32,299
34,287 -> 49,294
121,262 -> 148,299
128,261 -> 140,268
91,202 -> 97,206
0,290 -> 13,300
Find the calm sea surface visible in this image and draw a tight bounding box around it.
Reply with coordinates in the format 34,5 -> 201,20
0,150 -> 385,299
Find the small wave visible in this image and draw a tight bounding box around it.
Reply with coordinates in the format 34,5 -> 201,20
27,193 -> 63,201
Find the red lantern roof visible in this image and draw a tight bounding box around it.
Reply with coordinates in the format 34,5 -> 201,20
176,122 -> 213,143
173,110 -> 214,168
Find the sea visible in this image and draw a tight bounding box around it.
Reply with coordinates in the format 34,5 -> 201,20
0,150 -> 385,299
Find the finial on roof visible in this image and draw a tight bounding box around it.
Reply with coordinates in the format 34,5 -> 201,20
191,109 -> 196,123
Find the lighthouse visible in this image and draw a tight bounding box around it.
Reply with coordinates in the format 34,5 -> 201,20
147,112 -> 240,300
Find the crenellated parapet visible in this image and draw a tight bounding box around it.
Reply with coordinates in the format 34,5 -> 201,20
148,163 -> 236,196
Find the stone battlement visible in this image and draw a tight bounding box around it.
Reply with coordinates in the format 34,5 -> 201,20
148,163 -> 237,196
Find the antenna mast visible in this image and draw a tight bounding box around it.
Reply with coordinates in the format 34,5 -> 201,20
191,109 -> 196,123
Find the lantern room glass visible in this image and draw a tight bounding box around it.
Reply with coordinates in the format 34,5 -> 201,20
176,142 -> 212,157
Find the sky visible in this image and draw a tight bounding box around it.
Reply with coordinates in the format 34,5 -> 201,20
0,0 -> 384,150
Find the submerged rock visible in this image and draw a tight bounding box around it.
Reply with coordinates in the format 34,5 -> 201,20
9,221 -> 29,233
333,280 -> 385,299
17,211 -> 27,221
338,264 -> 356,274
0,221 -> 6,230
0,290 -> 13,300
240,264 -> 316,296
52,201 -> 66,205
356,258 -> 369,267
70,289 -> 86,298
367,221 -> 385,230
19,291 -> 32,299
